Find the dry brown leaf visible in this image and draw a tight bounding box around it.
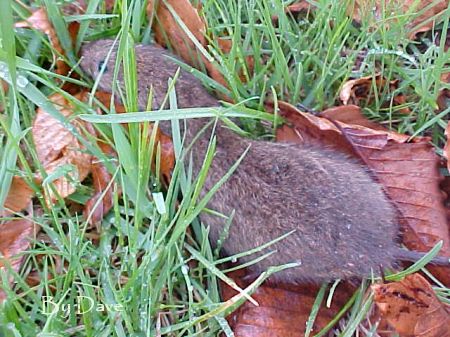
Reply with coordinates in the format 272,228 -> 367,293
319,104 -> 387,130
16,8 -> 68,75
222,270 -> 354,336
286,1 -> 313,13
340,75 -> 410,114
272,101 -> 408,157
23,248 -> 62,294
338,126 -> 450,284
215,38 -> 254,85
288,1 -> 447,39
274,101 -> 450,285
0,80 -> 8,112
83,91 -> 175,225
352,0 -> 448,39
0,219 -> 34,268
271,1 -> 315,25
0,219 -> 34,303
94,91 -> 175,181
2,176 -> 34,216
83,142 -> 116,227
147,0 -> 230,92
148,0 -> 206,68
147,0 -> 252,101
15,8 -> 80,76
15,8 -> 53,40
94,91 -> 127,113
32,92 -> 94,203
373,273 -> 450,337
156,128 -> 176,183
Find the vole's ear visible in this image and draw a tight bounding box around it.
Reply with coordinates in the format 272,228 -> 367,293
78,43 -> 93,75
79,41 -> 98,59
79,40 -> 106,76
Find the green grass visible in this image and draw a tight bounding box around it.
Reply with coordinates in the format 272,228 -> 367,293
0,0 -> 449,336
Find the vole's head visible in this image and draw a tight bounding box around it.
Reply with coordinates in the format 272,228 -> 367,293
80,39 -> 117,91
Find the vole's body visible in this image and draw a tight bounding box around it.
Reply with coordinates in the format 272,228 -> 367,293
80,40 -> 442,283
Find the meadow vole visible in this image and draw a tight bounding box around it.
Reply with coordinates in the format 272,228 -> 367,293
80,40 -> 449,284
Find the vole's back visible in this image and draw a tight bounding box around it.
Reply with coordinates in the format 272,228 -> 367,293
206,142 -> 398,282
81,40 -> 399,283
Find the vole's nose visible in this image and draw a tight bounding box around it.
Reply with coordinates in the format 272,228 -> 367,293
79,41 -> 96,54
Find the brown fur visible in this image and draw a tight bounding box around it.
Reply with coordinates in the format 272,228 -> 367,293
81,40 -> 403,283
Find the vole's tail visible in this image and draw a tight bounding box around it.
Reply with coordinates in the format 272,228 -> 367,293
395,248 -> 450,266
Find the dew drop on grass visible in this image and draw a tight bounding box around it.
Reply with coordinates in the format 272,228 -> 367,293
231,257 -> 237,263
181,265 -> 189,275
0,64 -> 12,82
0,63 -> 7,77
151,252 -> 158,262
16,75 -> 29,88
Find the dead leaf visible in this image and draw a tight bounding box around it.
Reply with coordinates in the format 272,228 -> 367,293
32,92 -> 94,204
0,80 -> 8,112
148,0 -> 206,68
373,273 -> 450,337
16,8 -> 67,75
94,91 -> 127,113
271,1 -> 315,25
15,8 -> 80,76
2,176 -> 34,216
83,142 -> 116,227
94,91 -> 175,181
0,219 -> 34,303
274,101 -> 450,285
83,91 -> 175,225
352,0 -> 448,39
222,270 -> 354,336
16,8 -> 53,39
147,0 -> 230,92
215,38 -> 255,85
286,1 -> 313,14
147,0 -> 252,101
288,1 -> 447,39
319,104 -> 387,130
338,126 -> 450,284
155,127 -> 176,183
340,75 -> 410,114
272,101 -> 408,156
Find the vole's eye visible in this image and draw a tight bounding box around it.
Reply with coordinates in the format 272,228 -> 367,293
97,60 -> 108,73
